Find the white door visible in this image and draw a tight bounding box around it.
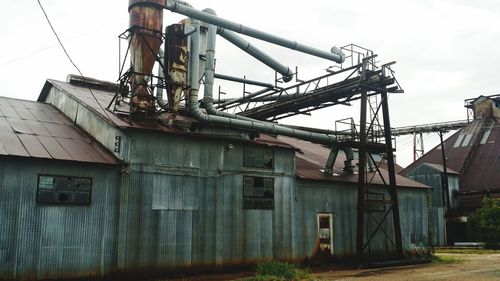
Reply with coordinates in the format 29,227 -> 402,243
317,213 -> 334,255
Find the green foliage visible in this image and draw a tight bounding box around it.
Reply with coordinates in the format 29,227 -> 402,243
469,198 -> 500,243
257,261 -> 297,280
240,260 -> 313,281
432,254 -> 463,264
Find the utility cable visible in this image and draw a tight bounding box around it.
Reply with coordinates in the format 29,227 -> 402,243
36,0 -> 112,120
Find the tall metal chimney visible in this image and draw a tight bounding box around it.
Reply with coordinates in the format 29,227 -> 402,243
128,0 -> 164,118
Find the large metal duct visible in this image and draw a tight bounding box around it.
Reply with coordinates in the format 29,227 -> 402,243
186,19 -> 339,146
163,0 -> 346,63
217,28 -> 294,82
128,0 -> 164,116
199,20 -> 354,171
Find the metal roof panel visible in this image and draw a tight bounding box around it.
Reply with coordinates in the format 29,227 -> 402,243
0,117 -> 11,132
18,134 -> 51,158
0,104 -> 20,118
36,136 -> 73,161
0,96 -> 118,165
0,131 -> 29,157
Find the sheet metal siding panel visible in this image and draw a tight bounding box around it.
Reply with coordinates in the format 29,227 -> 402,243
407,164 -> 444,208
295,181 -> 429,258
398,189 -> 429,251
0,158 -> 119,280
295,182 -> 358,258
406,165 -> 450,246
116,132 -> 297,271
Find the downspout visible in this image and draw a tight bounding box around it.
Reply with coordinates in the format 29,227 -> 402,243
156,49 -> 165,102
188,19 -> 338,146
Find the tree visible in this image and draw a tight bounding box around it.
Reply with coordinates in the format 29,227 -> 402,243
470,197 -> 500,243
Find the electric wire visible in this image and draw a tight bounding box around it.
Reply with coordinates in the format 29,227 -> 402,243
36,0 -> 112,120
0,16 -> 126,69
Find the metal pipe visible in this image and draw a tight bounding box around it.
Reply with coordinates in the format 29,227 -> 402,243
214,73 -> 274,88
164,0 -> 345,63
188,20 -> 338,146
216,87 -> 273,109
324,148 -> 339,175
156,49 -> 164,101
217,28 -> 294,82
199,16 -> 355,173
200,8 -> 293,82
202,20 -> 267,123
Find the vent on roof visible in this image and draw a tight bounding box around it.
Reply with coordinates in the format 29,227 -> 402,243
67,74 -> 124,93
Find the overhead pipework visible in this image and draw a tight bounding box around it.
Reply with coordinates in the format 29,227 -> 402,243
118,0 -> 405,259
163,0 -> 346,63
112,0 -> 346,120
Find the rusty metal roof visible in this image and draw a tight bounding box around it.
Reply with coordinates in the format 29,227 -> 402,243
401,117 -> 500,194
401,119 -> 500,191
0,96 -> 119,165
278,136 -> 429,189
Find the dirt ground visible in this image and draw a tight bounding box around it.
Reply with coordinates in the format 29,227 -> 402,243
313,253 -> 500,280
166,253 -> 500,281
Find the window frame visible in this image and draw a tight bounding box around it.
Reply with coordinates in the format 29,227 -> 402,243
242,175 -> 274,210
243,146 -> 274,169
36,174 -> 93,206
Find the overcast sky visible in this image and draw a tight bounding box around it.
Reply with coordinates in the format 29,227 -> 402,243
1,0 -> 499,166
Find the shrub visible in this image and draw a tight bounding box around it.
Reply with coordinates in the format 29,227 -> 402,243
251,260 -> 312,281
469,198 -> 500,243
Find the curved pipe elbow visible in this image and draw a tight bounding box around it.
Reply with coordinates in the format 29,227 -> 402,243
331,46 -> 346,63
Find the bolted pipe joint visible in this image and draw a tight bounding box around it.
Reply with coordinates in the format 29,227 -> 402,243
342,147 -> 355,173
331,46 -> 346,63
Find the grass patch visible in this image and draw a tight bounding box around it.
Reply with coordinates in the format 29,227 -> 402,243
432,254 -> 463,264
240,260 -> 315,281
435,248 -> 500,254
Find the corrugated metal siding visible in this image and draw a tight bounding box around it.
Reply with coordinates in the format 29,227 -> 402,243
0,158 -> 119,280
295,181 -> 429,257
115,132 -> 298,272
405,163 -> 459,246
1,83 -> 432,279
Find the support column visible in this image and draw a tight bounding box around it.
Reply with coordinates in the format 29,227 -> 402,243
381,92 -> 404,256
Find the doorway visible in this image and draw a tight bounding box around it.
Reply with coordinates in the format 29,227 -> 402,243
317,213 -> 334,255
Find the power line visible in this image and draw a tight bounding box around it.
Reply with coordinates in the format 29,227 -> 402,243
36,0 -> 112,120
0,16 -> 126,69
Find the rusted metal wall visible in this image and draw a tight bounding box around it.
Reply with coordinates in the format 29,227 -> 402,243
0,158 -> 119,280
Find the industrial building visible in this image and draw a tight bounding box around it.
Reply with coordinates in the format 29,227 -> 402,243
0,78 -> 429,280
402,95 -> 500,245
1,0 -> 431,280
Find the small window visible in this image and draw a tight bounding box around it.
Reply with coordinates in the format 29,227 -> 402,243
366,191 -> 385,212
243,147 -> 274,169
243,176 -> 274,209
37,175 -> 92,205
